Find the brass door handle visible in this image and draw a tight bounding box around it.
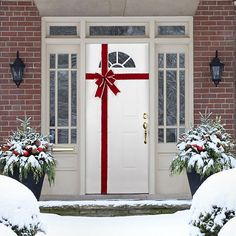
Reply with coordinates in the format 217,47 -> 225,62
143,121 -> 148,144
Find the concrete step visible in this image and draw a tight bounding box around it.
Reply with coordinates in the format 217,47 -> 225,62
39,200 -> 191,217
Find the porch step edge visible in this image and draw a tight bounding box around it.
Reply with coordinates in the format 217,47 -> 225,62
39,199 -> 191,216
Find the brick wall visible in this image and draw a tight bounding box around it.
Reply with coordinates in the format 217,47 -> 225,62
194,0 -> 236,136
0,0 -> 236,143
0,0 -> 41,144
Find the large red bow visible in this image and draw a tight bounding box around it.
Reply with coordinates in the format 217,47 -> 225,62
94,70 -> 120,98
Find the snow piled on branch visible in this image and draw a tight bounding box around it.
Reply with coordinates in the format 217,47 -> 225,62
0,175 -> 44,235
219,217 -> 236,235
189,168 -> 236,235
0,224 -> 17,236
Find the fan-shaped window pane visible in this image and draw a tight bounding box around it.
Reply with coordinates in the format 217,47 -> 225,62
118,52 -> 129,64
99,51 -> 135,68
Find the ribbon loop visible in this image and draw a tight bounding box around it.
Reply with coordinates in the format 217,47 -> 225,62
95,69 -> 120,98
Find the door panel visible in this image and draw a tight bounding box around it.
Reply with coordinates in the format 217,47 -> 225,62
156,44 -> 190,195
86,43 -> 149,194
42,45 -> 80,197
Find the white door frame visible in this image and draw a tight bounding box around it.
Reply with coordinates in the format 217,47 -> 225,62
41,17 -> 193,197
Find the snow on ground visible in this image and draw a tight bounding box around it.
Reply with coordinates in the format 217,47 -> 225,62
39,210 -> 190,236
39,199 -> 191,207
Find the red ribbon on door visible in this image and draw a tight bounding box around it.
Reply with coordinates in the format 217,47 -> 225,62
86,44 -> 149,194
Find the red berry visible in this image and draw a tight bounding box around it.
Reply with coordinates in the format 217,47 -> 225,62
13,150 -> 19,156
37,147 -> 44,152
23,150 -> 30,157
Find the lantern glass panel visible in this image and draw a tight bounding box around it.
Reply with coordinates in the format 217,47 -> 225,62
212,66 -> 220,81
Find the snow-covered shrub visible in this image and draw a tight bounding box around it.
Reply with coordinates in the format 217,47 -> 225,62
189,169 -> 236,235
0,175 -> 44,236
170,111 -> 236,177
0,117 -> 56,185
219,216 -> 236,236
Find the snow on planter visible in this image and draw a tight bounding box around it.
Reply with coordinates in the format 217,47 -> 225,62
189,168 -> 236,235
219,217 -> 236,236
0,175 -> 44,236
0,224 -> 17,236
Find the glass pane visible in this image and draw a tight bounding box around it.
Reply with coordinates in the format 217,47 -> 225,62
50,54 -> 55,69
179,53 -> 185,68
166,54 -> 177,68
158,71 -> 164,126
158,128 -> 164,143
50,26 -> 77,36
123,58 -> 135,68
71,129 -> 77,144
158,53 -> 164,68
50,71 -> 55,126
58,129 -> 69,144
109,52 -> 116,65
58,71 -> 69,126
166,128 -> 177,143
71,54 -> 77,69
180,71 -> 185,125
118,52 -> 129,64
179,128 -> 185,136
71,71 -> 77,126
58,54 -> 69,69
49,129 -> 55,144
89,26 -> 145,36
166,71 -> 177,126
158,26 -> 185,36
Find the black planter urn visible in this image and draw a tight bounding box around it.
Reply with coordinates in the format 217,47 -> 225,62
9,170 -> 45,201
187,170 -> 209,196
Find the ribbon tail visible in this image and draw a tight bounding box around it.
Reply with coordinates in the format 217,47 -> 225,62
107,83 -> 120,96
95,85 -> 105,98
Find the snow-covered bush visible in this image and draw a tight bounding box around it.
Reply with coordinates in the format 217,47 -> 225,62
189,168 -> 236,235
0,175 -> 44,236
219,216 -> 236,236
0,117 -> 56,185
170,112 -> 236,177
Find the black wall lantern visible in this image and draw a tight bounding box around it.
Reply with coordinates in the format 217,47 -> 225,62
10,51 -> 25,88
209,50 -> 224,87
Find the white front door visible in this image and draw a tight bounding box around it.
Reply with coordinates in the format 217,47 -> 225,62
86,43 -> 149,194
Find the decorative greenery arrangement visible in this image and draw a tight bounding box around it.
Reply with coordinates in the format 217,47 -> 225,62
170,111 -> 236,177
0,117 -> 56,185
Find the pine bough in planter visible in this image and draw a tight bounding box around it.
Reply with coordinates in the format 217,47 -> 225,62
170,111 -> 236,180
0,117 -> 56,199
